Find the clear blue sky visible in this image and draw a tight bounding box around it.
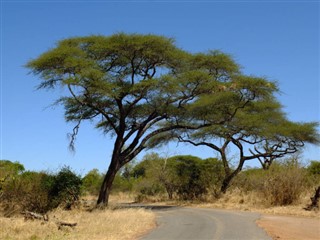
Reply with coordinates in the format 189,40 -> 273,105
1,1 -> 319,175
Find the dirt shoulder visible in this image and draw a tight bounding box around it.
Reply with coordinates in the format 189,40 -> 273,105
257,215 -> 320,240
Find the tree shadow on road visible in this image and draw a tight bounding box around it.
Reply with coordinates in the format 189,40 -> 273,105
117,203 -> 180,211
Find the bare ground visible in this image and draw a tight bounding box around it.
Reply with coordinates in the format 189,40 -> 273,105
257,215 -> 320,240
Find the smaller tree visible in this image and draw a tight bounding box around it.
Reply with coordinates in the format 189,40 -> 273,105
132,154 -> 225,200
132,153 -> 167,198
176,96 -> 319,193
0,160 -> 25,179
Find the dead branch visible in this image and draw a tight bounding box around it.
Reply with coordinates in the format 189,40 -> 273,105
22,211 -> 49,221
57,221 -> 77,230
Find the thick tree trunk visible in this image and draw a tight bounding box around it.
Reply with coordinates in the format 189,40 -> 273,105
97,157 -> 120,207
304,186 -> 320,211
220,175 -> 233,194
220,169 -> 241,194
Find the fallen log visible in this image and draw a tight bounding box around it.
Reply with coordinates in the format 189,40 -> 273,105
22,211 -> 49,221
57,221 -> 77,230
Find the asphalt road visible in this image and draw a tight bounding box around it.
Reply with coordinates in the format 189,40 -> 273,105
141,206 -> 271,240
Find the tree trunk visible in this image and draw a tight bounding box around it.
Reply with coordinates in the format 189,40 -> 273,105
220,175 -> 233,194
220,169 -> 241,194
304,186 -> 320,211
97,158 -> 120,207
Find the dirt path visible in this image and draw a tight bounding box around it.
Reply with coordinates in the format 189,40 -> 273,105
257,215 -> 320,240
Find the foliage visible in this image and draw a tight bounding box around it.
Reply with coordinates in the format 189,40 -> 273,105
132,154 -> 224,201
1,171 -> 55,214
261,160 -> 307,206
0,160 -> 26,200
307,161 -> 320,176
0,165 -> 82,213
169,155 -> 225,200
49,166 -> 83,210
82,169 -> 103,195
235,157 -> 311,206
0,160 -> 25,177
131,153 -> 166,198
112,173 -> 136,193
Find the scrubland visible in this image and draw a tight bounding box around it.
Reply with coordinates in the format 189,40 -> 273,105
1,158 -> 319,239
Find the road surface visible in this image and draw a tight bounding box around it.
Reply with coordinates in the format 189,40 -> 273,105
141,206 -> 271,240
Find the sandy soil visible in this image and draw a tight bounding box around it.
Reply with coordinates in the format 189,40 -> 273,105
257,215 -> 320,240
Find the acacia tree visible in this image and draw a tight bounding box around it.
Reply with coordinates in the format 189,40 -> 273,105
177,94 -> 319,193
150,51 -> 319,194
27,34 -> 244,206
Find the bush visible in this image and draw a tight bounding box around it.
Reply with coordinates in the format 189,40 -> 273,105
131,154 -> 225,201
49,166 -> 82,210
262,162 -> 306,206
112,173 -> 136,193
82,169 -> 103,195
235,158 -> 309,206
1,171 -> 55,214
307,161 -> 320,175
0,166 -> 82,214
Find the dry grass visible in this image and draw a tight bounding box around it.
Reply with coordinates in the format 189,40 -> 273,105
188,189 -> 320,218
109,192 -> 136,204
0,207 -> 155,240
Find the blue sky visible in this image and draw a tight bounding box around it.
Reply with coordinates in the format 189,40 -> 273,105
1,1 -> 319,175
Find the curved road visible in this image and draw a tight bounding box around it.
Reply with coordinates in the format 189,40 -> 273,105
141,207 -> 271,240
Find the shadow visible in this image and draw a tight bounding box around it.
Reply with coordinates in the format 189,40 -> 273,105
117,203 -> 180,211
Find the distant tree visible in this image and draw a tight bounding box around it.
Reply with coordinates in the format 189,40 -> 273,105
0,160 -> 25,190
0,160 -> 25,177
133,154 -> 224,200
131,153 -> 167,197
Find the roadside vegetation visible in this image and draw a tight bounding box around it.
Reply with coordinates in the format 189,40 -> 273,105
2,156 -> 319,213
0,156 -> 319,239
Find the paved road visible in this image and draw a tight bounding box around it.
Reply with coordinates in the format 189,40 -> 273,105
141,207 -> 271,240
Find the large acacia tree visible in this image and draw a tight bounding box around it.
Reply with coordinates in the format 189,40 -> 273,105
27,34 -> 239,206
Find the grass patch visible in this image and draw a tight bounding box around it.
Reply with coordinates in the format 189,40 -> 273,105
0,207 -> 155,240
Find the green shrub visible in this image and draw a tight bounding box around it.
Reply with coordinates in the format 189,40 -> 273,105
82,169 -> 103,195
112,173 -> 136,193
1,166 -> 82,214
1,171 -> 55,214
131,154 -> 225,201
307,161 -> 320,178
49,166 -> 82,210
